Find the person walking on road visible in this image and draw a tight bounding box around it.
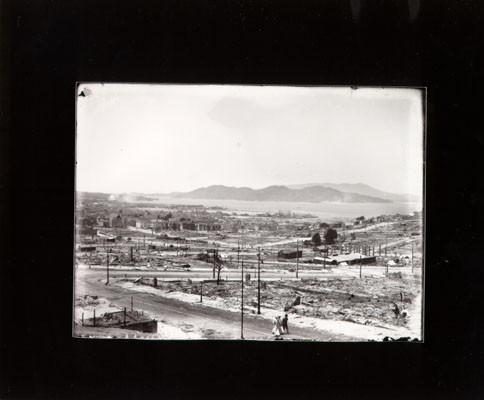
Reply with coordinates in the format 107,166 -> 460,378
272,316 -> 279,336
272,316 -> 283,337
282,314 -> 289,334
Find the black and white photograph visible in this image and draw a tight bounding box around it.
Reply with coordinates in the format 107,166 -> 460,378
73,84 -> 424,341
5,0 -> 484,397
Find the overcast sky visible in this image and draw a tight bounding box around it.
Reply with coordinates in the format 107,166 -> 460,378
76,84 -> 424,197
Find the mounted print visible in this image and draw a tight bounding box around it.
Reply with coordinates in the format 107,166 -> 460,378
74,84 -> 424,341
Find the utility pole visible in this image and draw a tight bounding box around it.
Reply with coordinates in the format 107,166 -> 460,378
359,255 -> 362,279
411,241 -> 414,274
200,281 -> 203,303
296,240 -> 299,279
237,239 -> 240,269
106,254 -> 110,285
257,248 -> 261,315
241,261 -> 244,339
213,250 -> 216,279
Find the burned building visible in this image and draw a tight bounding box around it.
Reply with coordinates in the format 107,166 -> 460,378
111,214 -> 125,228
79,216 -> 97,227
181,222 -> 197,231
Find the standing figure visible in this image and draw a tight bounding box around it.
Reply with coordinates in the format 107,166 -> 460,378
272,316 -> 280,336
282,314 -> 289,334
272,316 -> 282,337
276,316 -> 284,336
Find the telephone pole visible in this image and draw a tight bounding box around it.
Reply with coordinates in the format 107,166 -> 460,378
237,239 -> 240,269
411,241 -> 414,274
106,254 -> 110,285
296,240 -> 299,278
359,254 -> 362,279
257,248 -> 261,315
212,250 -> 216,279
241,261 -> 244,339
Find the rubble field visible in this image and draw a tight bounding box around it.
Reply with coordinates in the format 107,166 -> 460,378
131,275 -> 420,330
74,295 -> 121,321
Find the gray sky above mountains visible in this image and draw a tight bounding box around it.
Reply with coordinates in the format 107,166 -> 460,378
76,84 -> 423,199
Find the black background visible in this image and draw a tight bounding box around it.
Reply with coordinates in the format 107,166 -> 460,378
1,0 -> 484,399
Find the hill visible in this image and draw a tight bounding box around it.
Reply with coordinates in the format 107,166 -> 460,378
173,185 -> 392,203
286,182 -> 418,202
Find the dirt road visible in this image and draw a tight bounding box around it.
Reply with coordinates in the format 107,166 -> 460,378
80,263 -> 410,281
75,269 -> 355,340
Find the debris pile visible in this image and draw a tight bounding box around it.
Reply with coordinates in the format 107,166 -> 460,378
79,306 -> 157,333
77,294 -> 100,307
128,276 -> 419,329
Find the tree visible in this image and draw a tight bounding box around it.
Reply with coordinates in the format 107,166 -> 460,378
324,228 -> 338,244
212,250 -> 224,285
312,232 -> 322,246
216,262 -> 223,285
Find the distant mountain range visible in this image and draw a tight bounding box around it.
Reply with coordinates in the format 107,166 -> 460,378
78,182 -> 418,204
286,182 -> 418,202
172,185 -> 392,203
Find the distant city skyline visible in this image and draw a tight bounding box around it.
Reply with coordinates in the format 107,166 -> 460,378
76,84 -> 424,199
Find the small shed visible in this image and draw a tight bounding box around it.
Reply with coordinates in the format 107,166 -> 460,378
278,249 -> 303,259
